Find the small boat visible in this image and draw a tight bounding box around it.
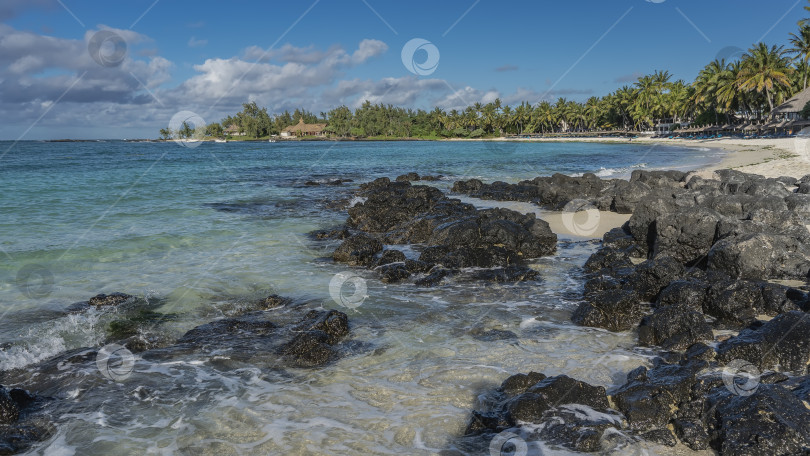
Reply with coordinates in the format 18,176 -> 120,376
268,139 -> 277,143
215,139 -> 227,143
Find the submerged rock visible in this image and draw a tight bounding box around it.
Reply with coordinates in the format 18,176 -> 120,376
332,233 -> 383,266
465,373 -> 621,453
88,292 -> 133,307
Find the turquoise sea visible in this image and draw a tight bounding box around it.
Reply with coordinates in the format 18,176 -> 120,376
0,140 -> 721,455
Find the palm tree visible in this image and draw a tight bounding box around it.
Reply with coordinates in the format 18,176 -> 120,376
789,25 -> 810,89
737,43 -> 794,113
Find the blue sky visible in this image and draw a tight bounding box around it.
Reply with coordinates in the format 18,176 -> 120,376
0,0 -> 805,139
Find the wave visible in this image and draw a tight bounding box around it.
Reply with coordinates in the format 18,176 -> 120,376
593,163 -> 647,178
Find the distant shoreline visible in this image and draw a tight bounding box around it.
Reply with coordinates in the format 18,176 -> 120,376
30,136 -> 810,179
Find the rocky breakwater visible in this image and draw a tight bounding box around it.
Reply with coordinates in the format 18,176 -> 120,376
327,177 -> 557,286
458,169 -> 810,454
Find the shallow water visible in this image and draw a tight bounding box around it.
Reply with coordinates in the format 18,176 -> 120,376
0,140 -> 721,455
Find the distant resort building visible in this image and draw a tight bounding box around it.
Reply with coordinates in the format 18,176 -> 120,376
772,86 -> 810,121
281,119 -> 327,138
224,124 -> 245,136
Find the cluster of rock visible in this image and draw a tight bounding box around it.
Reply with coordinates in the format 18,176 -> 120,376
328,177 -> 557,286
575,170 -> 810,346
0,386 -> 50,455
452,170 -> 694,213
466,344 -> 810,454
455,169 -> 810,453
0,293 -> 352,453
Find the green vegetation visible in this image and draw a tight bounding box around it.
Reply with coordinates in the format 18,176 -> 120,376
160,4 -> 810,141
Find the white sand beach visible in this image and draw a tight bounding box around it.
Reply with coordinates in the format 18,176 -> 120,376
468,136 -> 810,179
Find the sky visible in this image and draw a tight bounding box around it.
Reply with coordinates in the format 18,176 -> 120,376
0,0 -> 805,139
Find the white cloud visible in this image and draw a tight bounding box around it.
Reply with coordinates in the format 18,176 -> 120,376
188,36 -> 208,48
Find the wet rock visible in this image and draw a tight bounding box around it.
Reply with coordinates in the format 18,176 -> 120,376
638,305 -> 713,350
376,263 -> 411,283
674,418 -> 711,450
534,405 -> 623,453
571,289 -> 642,332
395,172 -> 420,182
471,329 -> 518,342
310,227 -> 350,240
258,294 -> 290,310
375,249 -> 406,266
583,246 -> 633,273
88,292 -> 133,307
499,372 -> 547,397
279,331 -> 337,367
611,359 -> 706,433
761,282 -> 810,316
628,255 -> 685,302
466,265 -> 538,283
418,245 -> 521,269
651,208 -> 721,265
466,373 -> 621,453
0,389 -> 18,425
785,194 -> 810,223
332,234 -> 383,266
630,170 -> 686,185
705,280 -> 762,328
708,384 -> 810,455
414,268 -> 449,287
708,233 -> 810,281
293,310 -> 349,345
716,311 -> 810,373
428,209 -> 556,257
656,279 -> 709,312
526,375 -> 610,410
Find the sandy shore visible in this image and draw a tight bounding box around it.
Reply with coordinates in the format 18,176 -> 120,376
457,136 -> 809,239
466,136 -> 810,179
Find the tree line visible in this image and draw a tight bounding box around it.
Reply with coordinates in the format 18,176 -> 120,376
159,3 -> 810,140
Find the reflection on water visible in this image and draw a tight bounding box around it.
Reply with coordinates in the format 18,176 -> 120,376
0,140 -> 721,454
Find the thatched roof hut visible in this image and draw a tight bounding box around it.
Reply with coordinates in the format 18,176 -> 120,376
772,87 -> 810,116
281,119 -> 327,137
